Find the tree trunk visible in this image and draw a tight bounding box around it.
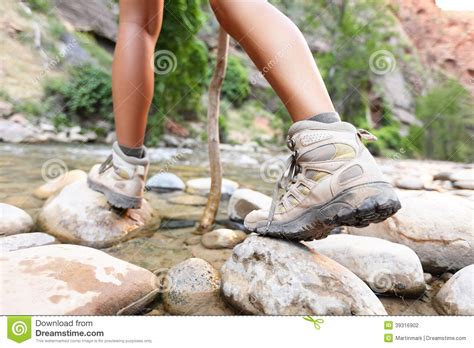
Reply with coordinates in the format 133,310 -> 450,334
197,27 -> 230,233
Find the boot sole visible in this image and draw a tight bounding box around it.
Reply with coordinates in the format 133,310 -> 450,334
87,177 -> 142,209
250,182 -> 401,241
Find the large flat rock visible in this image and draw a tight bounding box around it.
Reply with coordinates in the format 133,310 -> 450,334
0,244 -> 159,315
306,234 -> 425,297
348,191 -> 473,273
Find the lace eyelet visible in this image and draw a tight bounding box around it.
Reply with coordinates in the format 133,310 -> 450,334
286,137 -> 295,150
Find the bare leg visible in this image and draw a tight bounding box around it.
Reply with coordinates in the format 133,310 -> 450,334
210,0 -> 335,122
113,0 -> 164,149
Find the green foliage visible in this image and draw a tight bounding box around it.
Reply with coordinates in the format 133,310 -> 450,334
218,113 -> 229,143
44,64 -> 113,120
25,0 -> 51,13
153,0 -> 208,117
271,105 -> 292,143
221,55 -> 250,106
146,0 -> 208,143
14,100 -> 46,117
146,115 -> 166,146
52,113 -> 72,130
368,123 -> 404,157
415,79 -> 473,162
47,18 -> 67,41
311,0 -> 397,124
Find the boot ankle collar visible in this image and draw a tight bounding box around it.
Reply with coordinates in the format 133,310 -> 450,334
112,142 -> 150,165
288,120 -> 356,137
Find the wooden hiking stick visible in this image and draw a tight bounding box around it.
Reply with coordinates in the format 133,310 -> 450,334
197,26 -> 230,233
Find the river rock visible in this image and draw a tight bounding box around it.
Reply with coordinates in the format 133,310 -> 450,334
450,169 -> 474,189
146,172 -> 185,192
201,229 -> 247,249
305,235 -> 425,297
228,188 -> 272,221
0,203 -> 34,236
37,180 -> 158,248
0,232 -> 58,252
0,244 -> 159,315
433,265 -> 474,315
449,170 -> 473,183
395,177 -> 425,190
348,191 -> 474,273
0,119 -> 39,143
33,169 -> 87,199
163,258 -> 232,315
453,181 -> 474,190
186,177 -> 239,198
221,235 -> 387,315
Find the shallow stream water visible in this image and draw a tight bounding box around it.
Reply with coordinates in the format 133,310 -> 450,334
0,143 -> 446,315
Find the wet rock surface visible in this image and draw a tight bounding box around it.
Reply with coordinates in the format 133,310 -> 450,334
163,258 -> 233,315
37,180 -> 159,248
146,172 -> 185,193
221,235 -> 387,315
33,170 -> 87,199
0,232 -> 58,252
201,228 -> 247,249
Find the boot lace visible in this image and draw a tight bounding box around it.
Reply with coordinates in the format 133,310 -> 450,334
99,155 -> 113,174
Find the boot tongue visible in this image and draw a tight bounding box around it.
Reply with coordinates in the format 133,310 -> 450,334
288,120 -> 357,138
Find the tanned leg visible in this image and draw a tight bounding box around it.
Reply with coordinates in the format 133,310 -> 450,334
210,0 -> 336,122
113,0 -> 164,149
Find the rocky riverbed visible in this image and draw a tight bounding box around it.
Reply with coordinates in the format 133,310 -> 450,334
0,143 -> 473,315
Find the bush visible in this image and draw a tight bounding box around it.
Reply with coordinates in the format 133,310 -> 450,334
145,0 -> 208,143
305,0 -> 398,124
221,55 -> 250,106
44,64 -> 113,120
25,0 -> 51,13
153,0 -> 208,118
415,79 -> 473,162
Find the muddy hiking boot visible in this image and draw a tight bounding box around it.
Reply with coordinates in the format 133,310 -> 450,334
87,142 -> 149,209
244,120 -> 401,241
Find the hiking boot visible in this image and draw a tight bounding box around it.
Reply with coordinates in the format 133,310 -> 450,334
244,120 -> 401,241
87,142 -> 149,209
